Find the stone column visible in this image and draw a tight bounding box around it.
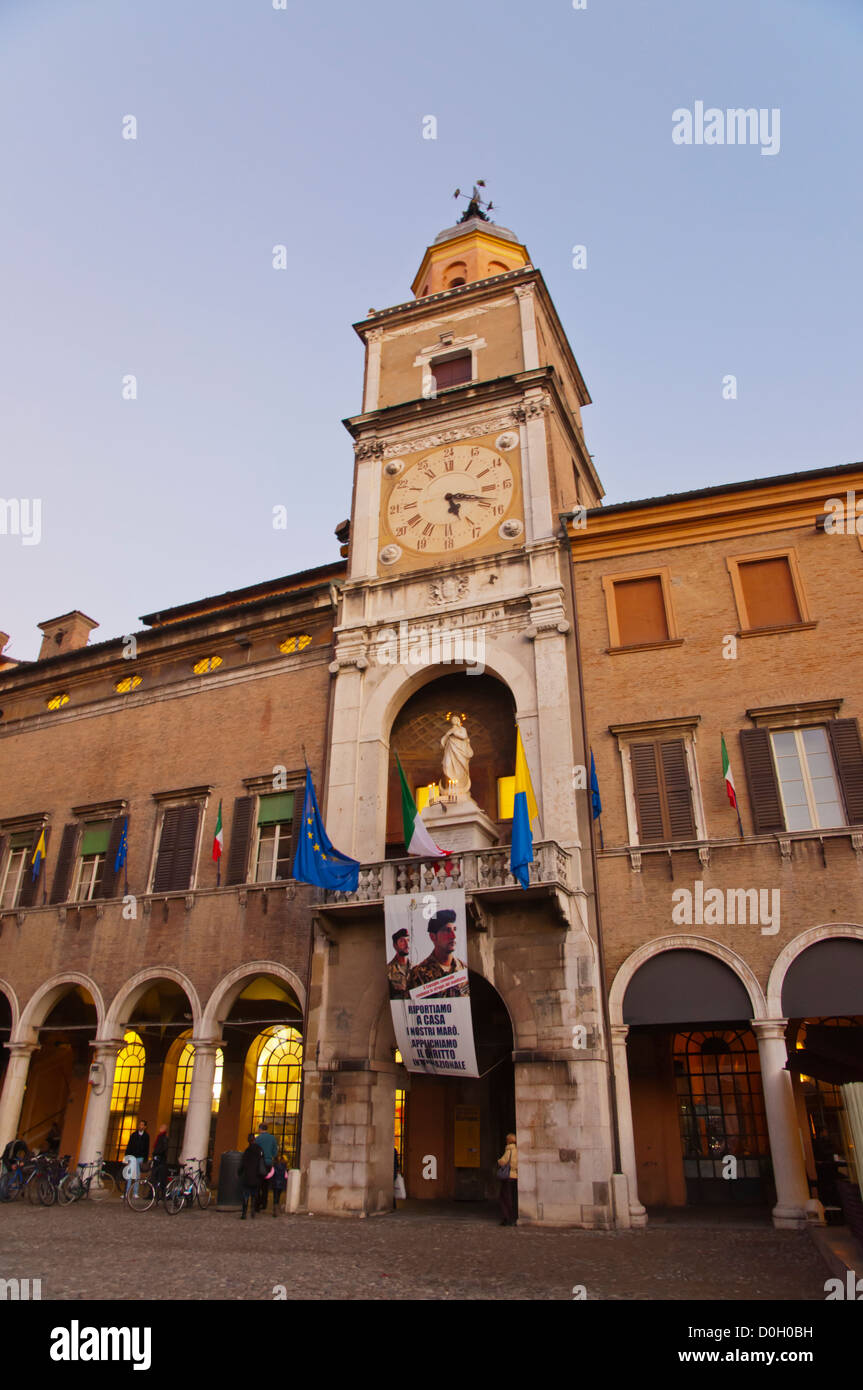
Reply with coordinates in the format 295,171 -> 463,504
610,1025 -> 648,1228
180,1041 -> 221,1167
77,1040 -> 123,1167
752,1020 -> 810,1229
0,1042 -> 38,1149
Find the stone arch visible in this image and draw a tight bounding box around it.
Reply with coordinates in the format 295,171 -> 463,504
201,961 -> 306,1036
766,924 -> 863,1017
0,979 -> 20,1038
359,649 -> 534,750
17,972 -> 105,1042
444,260 -> 467,288
105,967 -> 201,1037
609,935 -> 767,1027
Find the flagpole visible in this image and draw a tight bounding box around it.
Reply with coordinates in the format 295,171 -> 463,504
722,731 -> 744,840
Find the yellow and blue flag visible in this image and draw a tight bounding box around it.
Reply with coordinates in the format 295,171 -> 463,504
31,828 -> 47,881
510,726 -> 538,890
292,768 -> 360,892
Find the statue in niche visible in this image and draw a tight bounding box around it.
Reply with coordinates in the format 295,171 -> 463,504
440,713 -> 473,795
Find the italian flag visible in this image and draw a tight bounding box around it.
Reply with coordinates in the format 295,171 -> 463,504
396,753 -> 449,858
212,800 -> 223,860
721,735 -> 737,809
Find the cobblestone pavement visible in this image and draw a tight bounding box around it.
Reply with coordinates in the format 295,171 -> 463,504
0,1197 -> 830,1301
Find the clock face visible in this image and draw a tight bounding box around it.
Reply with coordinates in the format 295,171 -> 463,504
386,444 -> 514,555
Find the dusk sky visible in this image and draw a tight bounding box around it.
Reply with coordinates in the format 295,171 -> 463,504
1,0 -> 860,660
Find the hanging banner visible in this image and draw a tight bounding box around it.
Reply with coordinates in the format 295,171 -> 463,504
384,888 -> 479,1077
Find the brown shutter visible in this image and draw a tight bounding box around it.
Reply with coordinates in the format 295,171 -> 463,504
614,577 -> 669,646
98,816 -> 127,898
659,739 -> 697,839
739,729 -> 785,834
50,824 -> 79,904
226,796 -> 255,885
18,827 -> 50,908
153,805 -> 200,893
630,742 -> 665,842
827,719 -> 863,825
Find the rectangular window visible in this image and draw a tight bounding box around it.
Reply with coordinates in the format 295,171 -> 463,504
629,738 -> 697,843
727,550 -> 810,632
602,568 -> 678,649
73,821 -> 111,902
152,804 -> 202,893
614,576 -> 669,645
770,728 -> 845,830
255,792 -> 294,882
431,352 -> 472,390
0,832 -> 35,909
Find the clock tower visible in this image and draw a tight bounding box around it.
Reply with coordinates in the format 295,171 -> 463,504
305,206 -> 635,1230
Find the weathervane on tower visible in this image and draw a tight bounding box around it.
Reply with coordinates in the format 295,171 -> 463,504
452,180 -> 494,223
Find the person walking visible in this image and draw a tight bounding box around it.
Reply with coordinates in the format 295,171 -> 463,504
151,1123 -> 169,1200
270,1154 -> 288,1216
497,1131 -> 518,1226
240,1132 -> 264,1220
124,1119 -> 149,1201
254,1122 -> 278,1211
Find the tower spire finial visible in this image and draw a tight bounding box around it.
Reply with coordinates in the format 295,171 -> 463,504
452,180 -> 494,223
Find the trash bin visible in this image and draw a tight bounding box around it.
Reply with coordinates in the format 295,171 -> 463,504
216,1150 -> 243,1210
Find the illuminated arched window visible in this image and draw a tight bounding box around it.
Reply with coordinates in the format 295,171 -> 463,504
173,1037 -> 224,1115
107,1030 -> 145,1161
251,1026 -> 303,1168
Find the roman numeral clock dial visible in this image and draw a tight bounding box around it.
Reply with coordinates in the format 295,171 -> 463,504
384,443 -> 519,560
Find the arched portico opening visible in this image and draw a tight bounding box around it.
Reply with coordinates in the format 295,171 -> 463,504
619,946 -> 771,1212
20,981 -> 100,1163
395,970 -> 515,1212
776,934 -> 863,1217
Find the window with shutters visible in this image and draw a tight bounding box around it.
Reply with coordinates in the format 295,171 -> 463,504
602,568 -> 680,650
611,719 -> 705,845
430,351 -> 472,391
72,821 -> 111,902
740,717 -> 863,833
0,830 -> 38,909
151,802 -> 204,893
254,793 -> 295,882
727,550 -> 812,633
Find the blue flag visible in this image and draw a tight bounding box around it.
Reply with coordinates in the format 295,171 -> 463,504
510,727 -> 538,891
292,768 -> 360,892
114,817 -> 129,872
589,751 -> 602,820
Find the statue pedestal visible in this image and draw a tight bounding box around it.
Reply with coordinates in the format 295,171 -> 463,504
421,797 -> 498,852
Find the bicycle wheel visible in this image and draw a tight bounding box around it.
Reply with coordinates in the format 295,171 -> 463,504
39,1174 -> 58,1207
58,1173 -> 83,1204
165,1181 -> 186,1215
126,1180 -> 156,1212
26,1172 -> 51,1205
0,1172 -> 11,1202
91,1168 -> 116,1197
195,1178 -> 211,1210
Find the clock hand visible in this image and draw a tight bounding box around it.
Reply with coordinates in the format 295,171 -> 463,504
449,492 -> 482,502
446,498 -> 461,516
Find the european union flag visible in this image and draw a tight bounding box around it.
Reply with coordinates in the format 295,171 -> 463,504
292,768 -> 360,892
114,817 -> 129,872
589,751 -> 602,820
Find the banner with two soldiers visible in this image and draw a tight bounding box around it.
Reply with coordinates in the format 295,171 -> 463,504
384,889 -> 479,1077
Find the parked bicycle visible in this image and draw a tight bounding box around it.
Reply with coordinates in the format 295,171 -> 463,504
57,1151 -> 117,1204
0,1159 -> 30,1202
25,1151 -> 69,1206
165,1157 -> 211,1214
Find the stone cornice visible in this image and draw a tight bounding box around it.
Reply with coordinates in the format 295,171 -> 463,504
570,465 -> 863,560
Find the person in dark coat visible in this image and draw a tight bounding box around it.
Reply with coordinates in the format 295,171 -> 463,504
240,1133 -> 264,1220
124,1119 -> 149,1199
269,1154 -> 288,1217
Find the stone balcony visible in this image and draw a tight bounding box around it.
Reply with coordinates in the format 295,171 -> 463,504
319,840 -> 578,925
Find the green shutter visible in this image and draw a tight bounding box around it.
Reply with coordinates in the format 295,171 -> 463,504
257,793 -> 294,826
80,822 -> 111,856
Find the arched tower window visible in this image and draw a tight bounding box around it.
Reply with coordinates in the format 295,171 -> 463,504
107,1030 -> 145,1161
250,1025 -> 303,1168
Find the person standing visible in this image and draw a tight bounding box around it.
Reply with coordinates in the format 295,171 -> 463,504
255,1122 -> 278,1211
270,1154 -> 288,1217
124,1119 -> 149,1200
240,1132 -> 264,1220
497,1131 -> 518,1226
151,1123 -> 169,1199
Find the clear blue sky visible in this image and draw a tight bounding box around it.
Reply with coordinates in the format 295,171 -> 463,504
1,0 -> 860,660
